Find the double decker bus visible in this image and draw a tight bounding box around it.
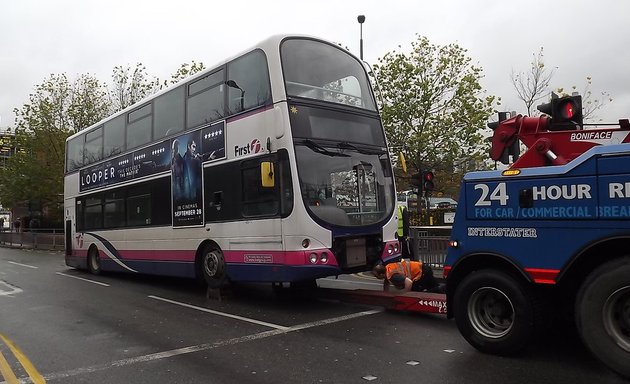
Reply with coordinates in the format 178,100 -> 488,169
64,35 -> 400,288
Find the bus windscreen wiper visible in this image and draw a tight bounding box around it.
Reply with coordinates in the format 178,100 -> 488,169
302,139 -> 349,157
337,141 -> 386,155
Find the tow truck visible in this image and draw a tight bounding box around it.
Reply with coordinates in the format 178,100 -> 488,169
314,93 -> 629,379
444,93 -> 630,379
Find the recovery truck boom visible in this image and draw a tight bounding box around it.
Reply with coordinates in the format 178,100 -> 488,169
490,113 -> 630,168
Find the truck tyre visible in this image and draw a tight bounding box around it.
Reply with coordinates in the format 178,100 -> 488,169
87,246 -> 102,275
199,244 -> 228,289
576,257 -> 630,379
454,269 -> 542,355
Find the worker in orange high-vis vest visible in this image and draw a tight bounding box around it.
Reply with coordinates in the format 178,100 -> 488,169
372,260 -> 440,293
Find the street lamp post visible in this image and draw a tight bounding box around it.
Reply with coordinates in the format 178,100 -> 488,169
357,15 -> 365,60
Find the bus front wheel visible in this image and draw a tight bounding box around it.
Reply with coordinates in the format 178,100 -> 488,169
199,244 -> 228,289
87,247 -> 102,275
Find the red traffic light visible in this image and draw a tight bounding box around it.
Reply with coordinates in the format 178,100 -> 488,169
561,101 -> 575,119
537,93 -> 583,130
422,170 -> 435,196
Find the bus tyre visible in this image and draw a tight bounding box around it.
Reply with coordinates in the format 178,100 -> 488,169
576,257 -> 630,379
87,247 -> 102,275
453,269 -> 541,356
200,245 -> 228,289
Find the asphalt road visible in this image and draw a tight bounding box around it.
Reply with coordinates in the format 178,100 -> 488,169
0,247 -> 626,384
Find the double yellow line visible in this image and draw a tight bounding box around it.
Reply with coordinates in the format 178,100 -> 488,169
0,333 -> 45,384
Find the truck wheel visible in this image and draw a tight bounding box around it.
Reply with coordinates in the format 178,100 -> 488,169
576,257 -> 630,379
454,269 -> 541,355
199,244 -> 228,289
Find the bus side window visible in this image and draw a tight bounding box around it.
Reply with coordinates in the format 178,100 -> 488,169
84,195 -> 103,230
242,159 -> 278,217
226,50 -> 271,115
127,194 -> 151,227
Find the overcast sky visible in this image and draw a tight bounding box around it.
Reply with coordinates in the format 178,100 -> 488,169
1,0 -> 628,128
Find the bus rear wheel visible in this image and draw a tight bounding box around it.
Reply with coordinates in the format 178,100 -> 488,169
576,257 -> 630,379
87,247 -> 102,275
200,244 -> 228,289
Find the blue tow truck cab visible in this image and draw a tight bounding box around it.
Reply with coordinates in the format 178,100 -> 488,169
444,144 -> 630,379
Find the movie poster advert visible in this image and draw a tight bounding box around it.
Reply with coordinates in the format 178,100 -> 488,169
172,130 -> 204,226
200,121 -> 226,162
134,139 -> 171,178
78,143 -> 170,192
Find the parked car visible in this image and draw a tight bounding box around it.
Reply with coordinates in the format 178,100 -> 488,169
397,191 -> 457,210
428,197 -> 458,209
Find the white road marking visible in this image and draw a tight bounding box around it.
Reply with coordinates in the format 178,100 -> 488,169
41,308 -> 383,382
55,272 -> 110,287
148,295 -> 290,330
0,280 -> 23,296
7,261 -> 38,269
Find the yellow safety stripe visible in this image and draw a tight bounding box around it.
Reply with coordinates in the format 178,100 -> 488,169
0,333 -> 45,384
0,349 -> 19,384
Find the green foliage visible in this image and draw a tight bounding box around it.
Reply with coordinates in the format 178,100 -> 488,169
0,61 -> 204,222
110,63 -> 161,111
0,74 -> 110,222
372,35 -> 495,196
165,61 -> 206,86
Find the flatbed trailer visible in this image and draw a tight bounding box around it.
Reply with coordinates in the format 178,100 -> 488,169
313,287 -> 447,315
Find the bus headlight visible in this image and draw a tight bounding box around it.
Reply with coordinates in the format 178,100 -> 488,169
320,252 -> 328,264
387,244 -> 394,255
302,239 -> 310,248
309,253 -> 318,264
393,243 -> 400,253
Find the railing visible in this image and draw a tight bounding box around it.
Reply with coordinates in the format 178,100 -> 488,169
409,226 -> 451,268
0,229 -> 64,250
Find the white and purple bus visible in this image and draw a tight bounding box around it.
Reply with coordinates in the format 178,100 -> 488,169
64,35 -> 400,288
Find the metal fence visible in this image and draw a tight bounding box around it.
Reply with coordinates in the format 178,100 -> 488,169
409,226 -> 451,268
0,227 -> 452,262
0,229 -> 64,250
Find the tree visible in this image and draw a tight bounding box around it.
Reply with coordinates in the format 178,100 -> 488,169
0,74 -> 110,224
110,63 -> 161,112
0,61 -> 206,225
372,35 -> 496,197
511,47 -> 555,116
164,61 -> 206,87
513,48 -> 612,122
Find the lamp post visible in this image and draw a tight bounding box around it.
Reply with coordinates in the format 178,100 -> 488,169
357,15 -> 365,60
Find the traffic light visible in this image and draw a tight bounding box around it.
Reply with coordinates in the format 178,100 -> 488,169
537,92 -> 583,130
422,171 -> 435,197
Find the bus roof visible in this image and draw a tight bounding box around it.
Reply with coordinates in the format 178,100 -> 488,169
66,34 -> 351,143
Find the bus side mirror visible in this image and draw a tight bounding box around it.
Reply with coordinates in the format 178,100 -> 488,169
261,162 -> 275,188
